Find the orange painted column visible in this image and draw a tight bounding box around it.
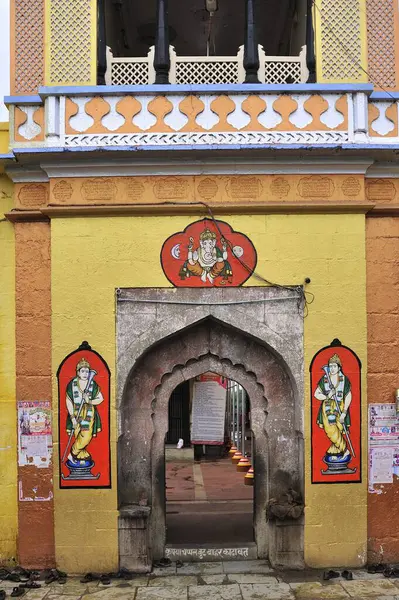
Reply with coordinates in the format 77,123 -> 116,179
367,216 -> 399,563
15,218 -> 55,568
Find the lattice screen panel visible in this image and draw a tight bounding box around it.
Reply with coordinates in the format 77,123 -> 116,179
14,0 -> 44,94
48,0 -> 93,84
318,0 -> 364,81
366,0 -> 396,88
176,61 -> 239,85
264,61 -> 301,84
111,62 -> 149,86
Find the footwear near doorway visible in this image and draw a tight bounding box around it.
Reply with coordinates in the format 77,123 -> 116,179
165,375 -> 255,549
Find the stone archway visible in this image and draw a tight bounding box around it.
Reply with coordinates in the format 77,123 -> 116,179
117,288 -> 304,572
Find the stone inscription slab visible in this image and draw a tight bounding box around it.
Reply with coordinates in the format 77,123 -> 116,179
81,178 -> 117,203
366,179 -> 396,202
270,177 -> 290,198
227,177 -> 262,200
18,184 -> 48,207
53,180 -> 73,203
165,547 -> 251,560
124,178 -> 145,202
341,177 -> 361,197
197,178 -> 218,201
298,176 -> 334,198
154,177 -> 188,199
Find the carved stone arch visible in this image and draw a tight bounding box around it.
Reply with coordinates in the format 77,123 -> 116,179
117,288 -> 304,571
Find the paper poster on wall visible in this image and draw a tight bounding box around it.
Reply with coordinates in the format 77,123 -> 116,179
191,373 -> 227,445
310,339 -> 362,484
18,401 -> 52,468
57,341 -> 111,489
369,447 -> 394,484
369,404 -> 399,445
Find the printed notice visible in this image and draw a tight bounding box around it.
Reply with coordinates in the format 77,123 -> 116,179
370,447 -> 394,484
369,404 -> 399,446
18,401 -> 52,468
191,373 -> 227,445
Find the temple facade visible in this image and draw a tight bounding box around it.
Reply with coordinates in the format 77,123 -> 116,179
1,0 -> 399,573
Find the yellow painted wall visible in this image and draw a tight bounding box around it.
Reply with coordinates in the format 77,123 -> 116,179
51,212 -> 367,571
0,124 -> 9,154
0,173 -> 17,565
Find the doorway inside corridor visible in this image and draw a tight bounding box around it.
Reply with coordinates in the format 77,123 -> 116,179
165,374 -> 254,545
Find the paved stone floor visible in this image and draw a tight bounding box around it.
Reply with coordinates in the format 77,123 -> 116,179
3,562 -> 399,600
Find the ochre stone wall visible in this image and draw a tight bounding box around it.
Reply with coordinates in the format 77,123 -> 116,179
0,174 -> 17,564
367,217 -> 399,563
15,219 -> 55,568
50,210 -> 367,572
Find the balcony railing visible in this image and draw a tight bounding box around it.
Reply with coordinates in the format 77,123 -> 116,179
106,45 -> 308,86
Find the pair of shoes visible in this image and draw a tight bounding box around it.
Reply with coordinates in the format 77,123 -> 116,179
10,587 -> 25,598
100,575 -> 111,586
153,558 -> 171,569
342,570 -> 353,580
44,569 -> 67,585
367,564 -> 384,574
80,573 -> 99,583
323,570 -> 340,581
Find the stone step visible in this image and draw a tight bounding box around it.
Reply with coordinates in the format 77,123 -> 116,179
165,543 -> 257,562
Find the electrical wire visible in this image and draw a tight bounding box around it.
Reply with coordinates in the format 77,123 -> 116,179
153,199 -> 314,317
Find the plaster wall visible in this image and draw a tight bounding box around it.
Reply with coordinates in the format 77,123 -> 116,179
51,211 -> 367,572
0,174 -> 17,564
367,216 -> 399,563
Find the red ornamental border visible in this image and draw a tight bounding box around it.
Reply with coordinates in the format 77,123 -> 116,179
310,339 -> 362,484
57,341 -> 111,489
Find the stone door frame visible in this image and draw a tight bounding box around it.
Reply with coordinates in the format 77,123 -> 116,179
117,288 -> 304,571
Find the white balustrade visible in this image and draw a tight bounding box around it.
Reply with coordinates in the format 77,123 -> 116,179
105,45 -> 308,86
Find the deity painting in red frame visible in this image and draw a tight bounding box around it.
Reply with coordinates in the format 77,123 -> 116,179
160,218 -> 257,287
57,341 -> 111,489
310,339 -> 362,484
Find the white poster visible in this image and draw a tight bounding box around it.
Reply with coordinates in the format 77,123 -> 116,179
369,447 -> 394,484
18,401 -> 52,468
191,373 -> 227,445
369,403 -> 399,445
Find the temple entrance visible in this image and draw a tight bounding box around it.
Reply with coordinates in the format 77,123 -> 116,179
165,376 -> 255,547
117,287 -> 304,572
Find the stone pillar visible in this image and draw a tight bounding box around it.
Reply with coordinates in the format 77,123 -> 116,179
314,0 -> 368,83
119,506 -> 151,573
45,0 -> 97,85
15,216 -> 55,568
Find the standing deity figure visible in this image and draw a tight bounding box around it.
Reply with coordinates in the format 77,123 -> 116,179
66,358 -> 103,464
181,228 -> 232,284
314,353 -> 352,461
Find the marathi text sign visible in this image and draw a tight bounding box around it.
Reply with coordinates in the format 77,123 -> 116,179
191,373 -> 227,445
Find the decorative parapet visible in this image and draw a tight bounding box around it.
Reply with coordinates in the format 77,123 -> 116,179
9,83 -> 399,151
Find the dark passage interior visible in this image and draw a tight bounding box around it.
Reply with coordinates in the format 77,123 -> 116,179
165,373 -> 254,545
105,0 -> 306,58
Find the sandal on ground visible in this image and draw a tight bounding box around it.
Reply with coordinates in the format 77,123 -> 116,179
367,564 -> 384,573
323,570 -> 340,581
341,570 -> 353,580
53,570 -> 67,579
19,582 -> 41,589
10,587 -> 25,597
100,575 -> 111,585
44,574 -> 58,585
80,573 -> 99,583
0,590 -> 5,600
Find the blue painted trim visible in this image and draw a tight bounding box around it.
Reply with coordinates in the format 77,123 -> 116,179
38,83 -> 374,97
370,91 -> 399,100
4,95 -> 43,105
12,141 -> 399,155
0,152 -> 15,160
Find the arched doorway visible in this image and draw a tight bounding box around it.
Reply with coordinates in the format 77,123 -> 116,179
117,287 -> 304,572
165,375 -> 255,549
